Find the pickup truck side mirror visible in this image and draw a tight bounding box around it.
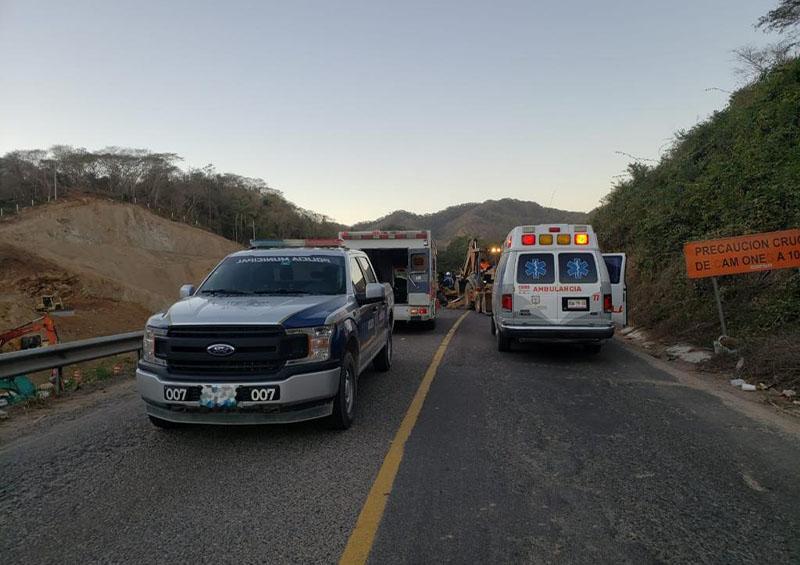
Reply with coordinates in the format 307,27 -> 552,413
358,282 -> 385,305
180,284 -> 196,299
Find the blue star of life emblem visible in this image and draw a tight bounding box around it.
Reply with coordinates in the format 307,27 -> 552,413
524,258 -> 547,279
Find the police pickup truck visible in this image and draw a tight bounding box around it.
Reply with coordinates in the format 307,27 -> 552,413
136,239 -> 394,430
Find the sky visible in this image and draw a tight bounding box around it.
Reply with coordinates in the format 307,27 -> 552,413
0,0 -> 779,224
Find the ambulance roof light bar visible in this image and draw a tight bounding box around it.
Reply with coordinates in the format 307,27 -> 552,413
250,238 -> 344,249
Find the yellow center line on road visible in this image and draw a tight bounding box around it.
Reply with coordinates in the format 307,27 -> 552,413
339,311 -> 470,565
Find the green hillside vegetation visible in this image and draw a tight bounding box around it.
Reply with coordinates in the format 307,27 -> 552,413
0,147 -> 343,244
592,57 -> 800,386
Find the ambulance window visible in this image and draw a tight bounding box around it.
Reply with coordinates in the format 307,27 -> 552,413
410,253 -> 428,272
558,253 -> 598,283
603,255 -> 622,284
516,253 -> 555,284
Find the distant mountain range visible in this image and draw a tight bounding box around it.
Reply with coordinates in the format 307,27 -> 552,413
351,198 -> 588,244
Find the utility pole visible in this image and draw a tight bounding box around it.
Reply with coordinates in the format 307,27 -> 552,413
252,219 -> 256,240
54,168 -> 58,201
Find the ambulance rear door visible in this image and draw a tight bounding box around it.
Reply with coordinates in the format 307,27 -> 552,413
602,253 -> 627,327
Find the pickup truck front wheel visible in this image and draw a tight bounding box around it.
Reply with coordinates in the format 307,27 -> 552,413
373,332 -> 392,372
329,352 -> 357,430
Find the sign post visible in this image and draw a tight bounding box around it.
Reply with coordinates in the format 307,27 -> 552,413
683,228 -> 800,337
710,277 -> 727,337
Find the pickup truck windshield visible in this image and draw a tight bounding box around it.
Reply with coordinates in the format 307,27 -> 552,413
199,255 -> 347,295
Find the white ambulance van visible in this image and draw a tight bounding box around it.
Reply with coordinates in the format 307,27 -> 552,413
339,230 -> 438,327
490,224 -> 626,353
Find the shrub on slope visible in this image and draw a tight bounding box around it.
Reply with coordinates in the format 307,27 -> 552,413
592,58 -> 800,385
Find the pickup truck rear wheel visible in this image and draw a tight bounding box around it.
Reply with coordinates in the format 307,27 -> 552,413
373,331 -> 392,372
329,352 -> 357,430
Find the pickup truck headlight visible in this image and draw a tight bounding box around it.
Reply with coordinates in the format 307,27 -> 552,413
143,326 -> 167,366
286,325 -> 333,365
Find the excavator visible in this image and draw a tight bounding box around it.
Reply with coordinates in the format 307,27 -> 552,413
446,239 -> 499,313
0,315 -> 59,352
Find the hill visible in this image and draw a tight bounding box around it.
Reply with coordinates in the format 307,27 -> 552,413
592,57 -> 800,387
0,197 -> 240,343
352,199 -> 588,245
0,146 -> 344,247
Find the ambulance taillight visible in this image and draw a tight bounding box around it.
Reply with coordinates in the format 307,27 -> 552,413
603,294 -> 613,313
502,294 -> 513,311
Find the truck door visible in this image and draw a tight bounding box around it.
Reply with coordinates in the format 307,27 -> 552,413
349,257 -> 376,367
356,255 -> 388,346
513,252 -> 558,325
556,251 -> 601,324
602,253 -> 627,327
407,249 -> 430,306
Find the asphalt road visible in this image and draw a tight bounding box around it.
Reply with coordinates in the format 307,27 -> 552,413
2,310 -> 799,564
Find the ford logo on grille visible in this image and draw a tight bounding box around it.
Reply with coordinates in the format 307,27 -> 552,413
207,343 -> 236,357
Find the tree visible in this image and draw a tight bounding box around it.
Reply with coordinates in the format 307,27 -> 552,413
758,0 -> 800,33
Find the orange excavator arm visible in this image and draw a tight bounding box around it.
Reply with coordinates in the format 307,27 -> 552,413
0,315 -> 59,349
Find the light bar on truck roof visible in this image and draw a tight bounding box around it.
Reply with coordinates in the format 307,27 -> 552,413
249,238 -> 344,249
340,230 -> 429,240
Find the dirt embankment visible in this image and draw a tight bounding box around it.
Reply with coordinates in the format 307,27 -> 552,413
0,196 -> 240,343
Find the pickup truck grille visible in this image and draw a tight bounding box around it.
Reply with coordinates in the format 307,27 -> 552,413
156,325 -> 307,381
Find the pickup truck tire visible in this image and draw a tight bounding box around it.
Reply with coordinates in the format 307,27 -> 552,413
373,332 -> 392,372
329,352 -> 357,430
148,415 -> 182,429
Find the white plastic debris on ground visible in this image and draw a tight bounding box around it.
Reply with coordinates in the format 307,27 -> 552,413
665,344 -> 713,364
782,389 -> 797,399
729,378 -> 756,391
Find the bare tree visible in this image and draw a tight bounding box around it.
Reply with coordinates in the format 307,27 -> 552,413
757,0 -> 800,33
734,40 -> 797,83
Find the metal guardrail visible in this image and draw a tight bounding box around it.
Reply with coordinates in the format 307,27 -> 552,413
0,331 -> 144,380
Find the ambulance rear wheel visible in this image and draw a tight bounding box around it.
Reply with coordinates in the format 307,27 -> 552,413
490,316 -> 497,336
496,328 -> 511,352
